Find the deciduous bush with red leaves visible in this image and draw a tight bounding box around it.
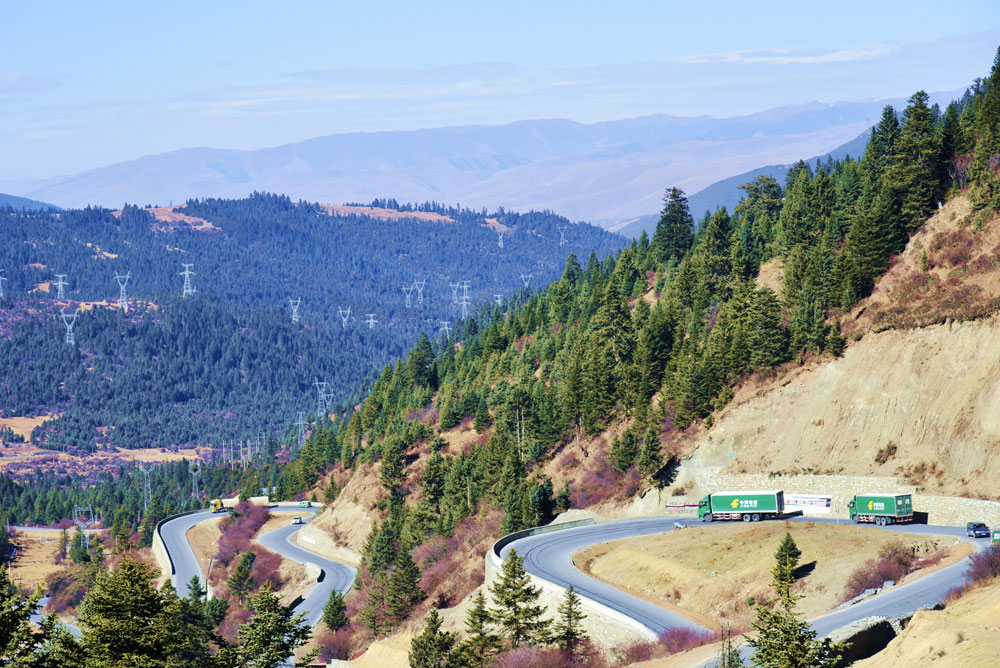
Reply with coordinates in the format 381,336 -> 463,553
216,502 -> 270,566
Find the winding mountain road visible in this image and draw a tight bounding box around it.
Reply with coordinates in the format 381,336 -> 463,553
500,515 -> 980,655
159,506 -> 356,627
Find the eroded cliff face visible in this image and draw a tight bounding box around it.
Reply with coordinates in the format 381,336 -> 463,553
686,314 -> 1000,497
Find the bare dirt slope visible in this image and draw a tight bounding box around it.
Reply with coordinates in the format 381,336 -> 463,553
676,194 -> 1000,499
689,312 -> 1000,497
853,579 -> 1000,668
576,523 -> 956,630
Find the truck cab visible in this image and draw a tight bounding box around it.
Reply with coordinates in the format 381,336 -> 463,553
697,496 -> 711,520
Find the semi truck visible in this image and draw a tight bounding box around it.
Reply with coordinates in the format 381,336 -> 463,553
698,490 -> 784,522
848,493 -> 913,525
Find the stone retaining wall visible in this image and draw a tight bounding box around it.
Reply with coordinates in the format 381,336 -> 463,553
294,524 -> 362,566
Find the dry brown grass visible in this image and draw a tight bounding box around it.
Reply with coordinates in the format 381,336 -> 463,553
576,522 -> 956,630
317,203 -> 454,224
8,528 -> 67,589
0,415 -> 57,441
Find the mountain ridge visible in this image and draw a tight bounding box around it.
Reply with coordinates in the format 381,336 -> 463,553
4,92 -> 961,222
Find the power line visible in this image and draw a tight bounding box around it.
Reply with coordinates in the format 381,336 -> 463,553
114,271 -> 131,313
180,263 -> 196,297
73,505 -> 95,551
60,308 -> 79,345
53,274 -> 68,300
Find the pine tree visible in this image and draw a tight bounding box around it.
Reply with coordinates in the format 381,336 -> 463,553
1,563 -> 64,666
774,533 -> 802,575
473,396 -> 490,433
746,544 -> 844,668
387,548 -> 424,623
322,589 -> 349,631
489,548 -> 550,647
359,572 -> 388,638
609,429 -> 639,474
458,590 -> 502,667
637,422 -> 663,476
186,574 -> 206,601
554,585 -> 587,656
408,609 -> 458,668
79,559 -> 188,667
717,627 -> 743,668
652,187 -> 695,264
228,550 -> 257,603
213,583 -> 317,668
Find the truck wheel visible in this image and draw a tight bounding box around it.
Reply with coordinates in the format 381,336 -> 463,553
752,513 -> 761,522
702,514 -> 713,522
877,517 -> 886,526
742,514 -> 751,522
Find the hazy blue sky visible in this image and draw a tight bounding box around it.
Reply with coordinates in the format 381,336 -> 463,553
2,1 -> 998,179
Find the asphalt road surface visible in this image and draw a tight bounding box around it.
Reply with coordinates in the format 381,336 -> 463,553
256,518 -> 357,628
501,515 -> 982,653
159,506 -> 356,628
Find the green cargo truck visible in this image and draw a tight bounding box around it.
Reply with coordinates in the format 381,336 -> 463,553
697,490 -> 784,522
848,493 -> 913,526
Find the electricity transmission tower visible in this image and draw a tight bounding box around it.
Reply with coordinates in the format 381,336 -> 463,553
60,308 -> 79,345
314,379 -> 329,415
0,270 -> 6,299
296,411 -> 306,450
558,224 -> 568,246
439,321 -> 451,337
459,297 -> 470,320
520,273 -> 532,289
114,271 -> 131,312
402,285 -> 413,308
365,313 -> 377,329
288,297 -> 302,323
497,230 -> 505,248
413,279 -> 426,304
137,463 -> 152,516
338,306 -> 351,328
53,274 -> 68,300
180,264 -> 196,297
190,461 -> 201,499
449,283 -> 460,305
73,506 -> 95,551
494,294 -> 503,307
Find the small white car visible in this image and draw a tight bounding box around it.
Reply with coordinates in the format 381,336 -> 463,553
292,516 -> 303,525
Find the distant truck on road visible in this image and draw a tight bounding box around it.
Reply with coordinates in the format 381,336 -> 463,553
698,490 -> 784,522
848,493 -> 913,526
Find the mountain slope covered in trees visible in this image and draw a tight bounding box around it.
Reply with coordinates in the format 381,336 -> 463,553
0,195 -> 624,450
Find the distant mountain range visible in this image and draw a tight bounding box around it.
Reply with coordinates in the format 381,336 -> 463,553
0,193 -> 58,211
2,92 -> 960,226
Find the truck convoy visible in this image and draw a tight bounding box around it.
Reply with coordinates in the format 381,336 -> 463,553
698,490 -> 784,522
848,493 -> 913,525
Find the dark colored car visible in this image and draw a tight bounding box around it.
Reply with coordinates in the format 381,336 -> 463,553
966,522 -> 990,538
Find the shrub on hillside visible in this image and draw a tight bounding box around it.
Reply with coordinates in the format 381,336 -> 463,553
216,501 -> 270,566
842,541 -> 920,602
968,545 -> 1000,584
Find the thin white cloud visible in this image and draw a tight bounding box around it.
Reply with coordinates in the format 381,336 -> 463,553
676,45 -> 894,65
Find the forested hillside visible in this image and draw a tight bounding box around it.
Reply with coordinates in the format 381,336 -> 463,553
0,194 -> 623,449
270,59 -> 1000,656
